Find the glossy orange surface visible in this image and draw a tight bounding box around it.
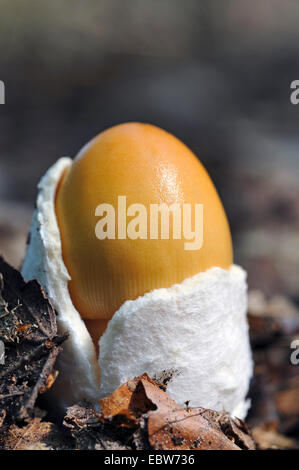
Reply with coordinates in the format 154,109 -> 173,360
55,123 -> 233,336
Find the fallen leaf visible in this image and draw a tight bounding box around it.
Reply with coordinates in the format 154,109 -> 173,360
141,378 -> 241,450
98,374 -> 255,450
100,373 -> 156,427
0,257 -> 67,425
218,413 -> 256,450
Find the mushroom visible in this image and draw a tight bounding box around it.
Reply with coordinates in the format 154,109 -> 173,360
22,123 -> 252,418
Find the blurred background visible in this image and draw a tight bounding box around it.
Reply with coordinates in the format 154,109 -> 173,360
0,0 -> 299,297
0,0 -> 298,444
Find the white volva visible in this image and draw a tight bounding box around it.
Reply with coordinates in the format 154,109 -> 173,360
22,159 -> 253,418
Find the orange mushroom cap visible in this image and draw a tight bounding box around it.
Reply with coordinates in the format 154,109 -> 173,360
55,123 -> 233,344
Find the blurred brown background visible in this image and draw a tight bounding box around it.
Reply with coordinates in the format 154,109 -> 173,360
0,0 -> 299,295
0,0 -> 299,444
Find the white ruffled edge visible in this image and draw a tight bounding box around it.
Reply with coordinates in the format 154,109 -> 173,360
22,158 -> 100,409
99,265 -> 253,418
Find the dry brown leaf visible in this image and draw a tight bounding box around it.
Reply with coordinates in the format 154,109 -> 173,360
0,257 -> 67,425
99,374 -> 255,450
140,378 -> 241,450
218,414 -> 256,450
100,373 -> 156,427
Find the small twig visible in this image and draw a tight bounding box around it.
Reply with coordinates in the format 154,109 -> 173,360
0,391 -> 24,400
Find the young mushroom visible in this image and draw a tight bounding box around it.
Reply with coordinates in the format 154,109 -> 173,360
22,122 -> 252,417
